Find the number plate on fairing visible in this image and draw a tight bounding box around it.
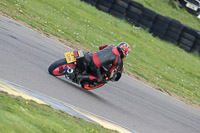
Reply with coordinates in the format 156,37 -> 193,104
64,51 -> 76,63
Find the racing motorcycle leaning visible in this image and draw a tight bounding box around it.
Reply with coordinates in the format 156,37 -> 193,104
48,50 -> 123,90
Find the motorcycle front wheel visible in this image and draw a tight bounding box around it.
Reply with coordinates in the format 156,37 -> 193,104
48,58 -> 74,76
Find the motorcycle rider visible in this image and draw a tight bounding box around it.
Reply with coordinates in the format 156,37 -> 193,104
75,42 -> 131,84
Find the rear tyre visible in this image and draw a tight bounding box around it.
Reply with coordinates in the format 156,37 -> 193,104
81,82 -> 105,90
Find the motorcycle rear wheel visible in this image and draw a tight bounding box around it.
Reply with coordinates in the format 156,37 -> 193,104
81,82 -> 105,90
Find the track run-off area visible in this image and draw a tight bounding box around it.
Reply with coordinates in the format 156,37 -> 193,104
0,15 -> 200,133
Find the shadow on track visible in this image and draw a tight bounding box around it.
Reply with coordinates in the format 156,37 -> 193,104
54,76 -> 133,116
54,76 -> 107,98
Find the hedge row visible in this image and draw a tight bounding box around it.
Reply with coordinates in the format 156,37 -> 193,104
81,0 -> 200,54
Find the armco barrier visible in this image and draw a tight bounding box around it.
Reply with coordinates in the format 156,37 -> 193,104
81,0 -> 200,54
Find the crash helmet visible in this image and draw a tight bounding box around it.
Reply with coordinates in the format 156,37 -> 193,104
117,42 -> 131,58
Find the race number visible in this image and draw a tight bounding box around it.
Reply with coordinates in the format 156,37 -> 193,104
64,51 -> 76,63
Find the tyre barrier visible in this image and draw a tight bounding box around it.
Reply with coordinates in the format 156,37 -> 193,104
179,26 -> 197,52
110,0 -> 131,18
137,7 -> 157,31
150,15 -> 171,39
194,31 -> 200,52
96,0 -> 115,13
163,19 -> 184,45
81,0 -> 200,54
81,0 -> 98,6
125,1 -> 143,25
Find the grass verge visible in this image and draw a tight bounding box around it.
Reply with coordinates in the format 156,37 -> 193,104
0,0 -> 200,107
0,91 -> 118,133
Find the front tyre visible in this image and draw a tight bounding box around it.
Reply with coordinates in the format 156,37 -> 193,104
48,58 -> 68,76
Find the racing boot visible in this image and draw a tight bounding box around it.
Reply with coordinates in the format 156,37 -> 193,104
77,74 -> 99,84
76,74 -> 90,84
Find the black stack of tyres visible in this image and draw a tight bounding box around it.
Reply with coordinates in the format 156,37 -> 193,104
82,0 -> 98,6
81,0 -> 200,55
109,0 -> 131,18
96,0 -> 115,13
178,26 -> 197,52
194,33 -> 200,54
137,7 -> 157,31
125,1 -> 144,25
150,15 -> 171,39
178,0 -> 187,7
163,19 -> 184,45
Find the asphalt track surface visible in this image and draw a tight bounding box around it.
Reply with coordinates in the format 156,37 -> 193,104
0,15 -> 200,133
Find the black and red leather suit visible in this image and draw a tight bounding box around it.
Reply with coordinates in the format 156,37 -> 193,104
78,44 -> 123,83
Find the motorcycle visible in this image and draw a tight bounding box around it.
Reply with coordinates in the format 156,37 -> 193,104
48,50 -> 123,90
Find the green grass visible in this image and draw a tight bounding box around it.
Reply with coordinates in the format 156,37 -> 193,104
0,92 -> 118,133
0,0 -> 200,106
135,0 -> 200,31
